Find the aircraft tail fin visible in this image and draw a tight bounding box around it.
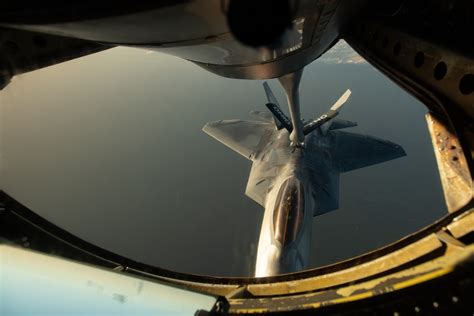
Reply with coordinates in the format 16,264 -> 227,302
303,89 -> 352,135
263,81 -> 279,105
266,103 -> 293,131
263,82 -> 293,131
303,110 -> 338,135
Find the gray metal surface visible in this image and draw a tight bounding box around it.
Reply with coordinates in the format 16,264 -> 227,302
0,0 -> 368,80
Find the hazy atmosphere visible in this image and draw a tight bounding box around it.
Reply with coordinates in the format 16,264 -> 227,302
0,41 -> 446,276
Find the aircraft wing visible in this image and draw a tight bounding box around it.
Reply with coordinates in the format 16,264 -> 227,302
203,120 -> 272,160
331,131 -> 406,173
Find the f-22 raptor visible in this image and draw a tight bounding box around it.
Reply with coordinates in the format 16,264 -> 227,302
203,73 -> 405,277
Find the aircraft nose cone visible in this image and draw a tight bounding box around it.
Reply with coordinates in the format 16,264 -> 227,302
272,247 -> 300,275
256,245 -> 300,277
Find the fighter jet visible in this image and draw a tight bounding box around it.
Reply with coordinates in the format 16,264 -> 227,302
203,79 -> 406,277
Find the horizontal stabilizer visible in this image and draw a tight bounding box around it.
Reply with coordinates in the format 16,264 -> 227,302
321,118 -> 358,135
249,110 -> 273,122
266,103 -> 293,131
329,119 -> 357,130
332,131 -> 406,173
203,120 -> 271,160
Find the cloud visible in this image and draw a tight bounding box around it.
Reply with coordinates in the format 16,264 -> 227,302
318,40 -> 367,65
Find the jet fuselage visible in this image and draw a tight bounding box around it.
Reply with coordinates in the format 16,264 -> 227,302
253,129 -> 333,276
204,109 -> 405,277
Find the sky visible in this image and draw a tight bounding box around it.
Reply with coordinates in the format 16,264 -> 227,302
0,41 -> 447,276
